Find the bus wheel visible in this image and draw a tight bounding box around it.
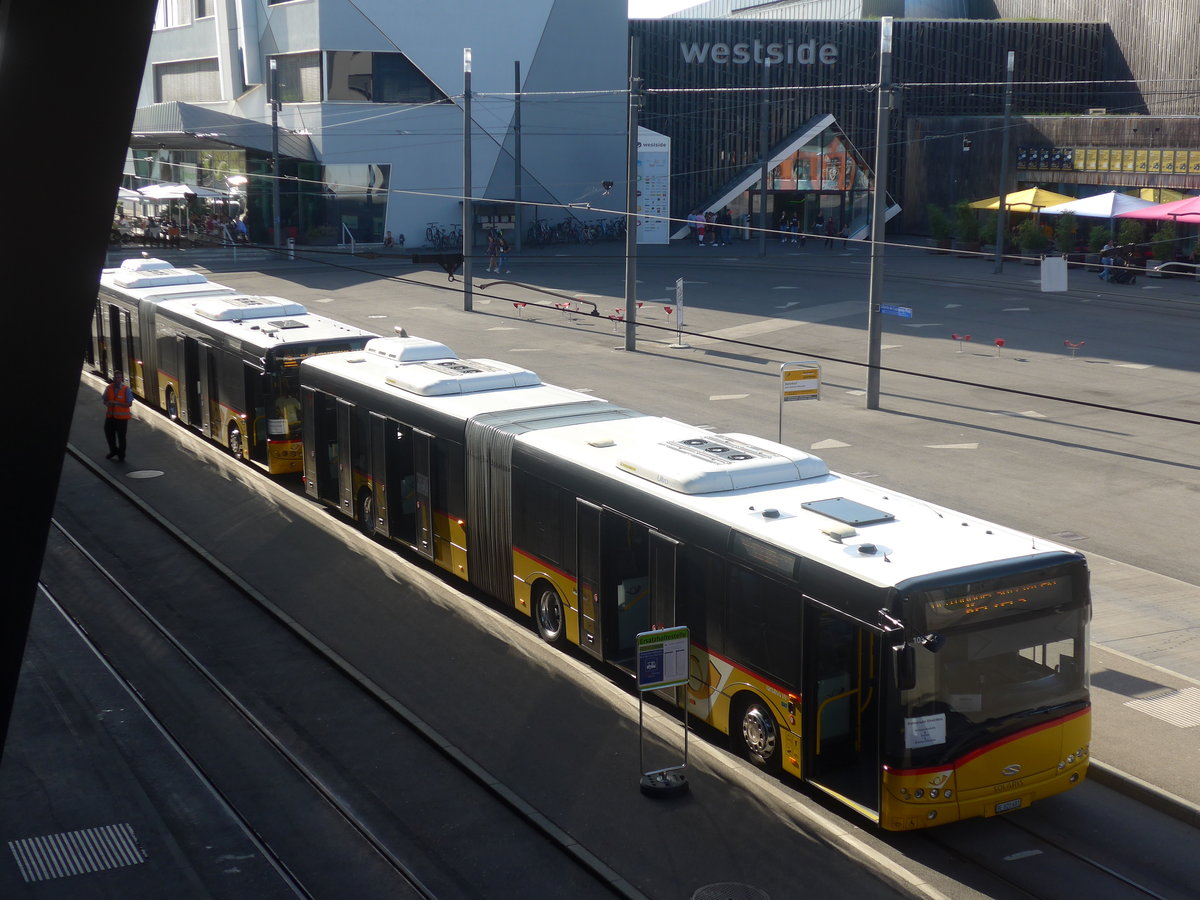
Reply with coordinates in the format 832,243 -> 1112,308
228,424 -> 243,459
358,489 -> 377,537
736,696 -> 780,771
534,582 -> 565,645
165,387 -> 178,420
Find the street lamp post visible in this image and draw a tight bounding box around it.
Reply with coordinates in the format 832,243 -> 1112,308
463,48 -> 474,312
270,58 -> 281,249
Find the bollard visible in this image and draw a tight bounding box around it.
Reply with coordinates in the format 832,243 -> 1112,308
951,333 -> 972,353
1064,339 -> 1085,358
512,301 -> 526,318
995,338 -> 1005,357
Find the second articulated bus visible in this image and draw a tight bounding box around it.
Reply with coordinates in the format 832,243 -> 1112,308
298,332 -> 1091,831
92,257 -> 377,474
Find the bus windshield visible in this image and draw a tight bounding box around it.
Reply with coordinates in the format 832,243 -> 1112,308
891,604 -> 1088,767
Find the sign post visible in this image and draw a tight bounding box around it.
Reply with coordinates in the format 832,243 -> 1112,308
636,626 -> 690,797
779,361 -> 821,443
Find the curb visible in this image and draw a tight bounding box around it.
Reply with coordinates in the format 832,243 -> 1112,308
1087,759 -> 1200,829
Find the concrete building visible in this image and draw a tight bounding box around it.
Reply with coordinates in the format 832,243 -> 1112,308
126,0 -> 628,247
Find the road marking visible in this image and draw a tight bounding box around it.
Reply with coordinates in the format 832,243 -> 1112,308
487,326 -> 518,331
945,303 -> 961,308
1115,363 -> 1152,369
988,409 -> 1047,419
710,393 -> 749,401
902,323 -> 942,328
1003,850 -> 1044,862
811,439 -> 850,450
926,443 -> 979,450
1124,687 -> 1200,727
1004,307 -> 1031,312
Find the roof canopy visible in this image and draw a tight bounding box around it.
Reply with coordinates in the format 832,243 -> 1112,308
1038,191 -> 1158,218
968,187 -> 1074,213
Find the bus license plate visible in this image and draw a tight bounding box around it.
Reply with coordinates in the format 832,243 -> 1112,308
995,798 -> 1023,814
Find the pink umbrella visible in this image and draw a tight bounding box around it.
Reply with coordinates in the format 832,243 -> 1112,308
1115,196 -> 1200,220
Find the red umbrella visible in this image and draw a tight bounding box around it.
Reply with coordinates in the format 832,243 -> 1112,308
1115,195 -> 1200,221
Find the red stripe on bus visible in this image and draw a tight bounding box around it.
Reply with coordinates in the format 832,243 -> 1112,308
883,706 -> 1090,776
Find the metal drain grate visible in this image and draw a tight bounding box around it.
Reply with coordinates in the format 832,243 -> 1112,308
1124,686 -> 1200,728
8,822 -> 146,883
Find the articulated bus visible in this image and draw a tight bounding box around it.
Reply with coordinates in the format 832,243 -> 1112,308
92,258 -> 376,473
299,333 -> 1091,831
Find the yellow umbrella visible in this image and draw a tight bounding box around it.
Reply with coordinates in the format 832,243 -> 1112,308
968,187 -> 1076,213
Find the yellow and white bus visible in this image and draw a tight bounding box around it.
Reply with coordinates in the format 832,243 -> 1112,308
92,258 -> 376,474
299,331 -> 1091,831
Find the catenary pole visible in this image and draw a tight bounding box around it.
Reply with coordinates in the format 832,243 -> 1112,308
463,48 -> 474,312
513,60 -> 522,254
993,51 -> 1015,274
624,36 -> 640,351
758,59 -> 770,257
270,58 -> 281,248
865,17 -> 893,410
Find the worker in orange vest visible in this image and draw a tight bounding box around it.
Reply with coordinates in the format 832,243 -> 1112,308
103,370 -> 133,461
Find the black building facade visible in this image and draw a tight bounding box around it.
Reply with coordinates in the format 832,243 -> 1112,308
631,17 -> 1139,233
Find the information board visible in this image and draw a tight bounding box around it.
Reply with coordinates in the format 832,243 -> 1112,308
636,626 -> 689,691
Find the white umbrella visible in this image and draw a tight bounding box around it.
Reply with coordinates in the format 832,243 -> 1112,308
117,186 -> 141,202
1039,191 -> 1158,218
139,182 -> 229,200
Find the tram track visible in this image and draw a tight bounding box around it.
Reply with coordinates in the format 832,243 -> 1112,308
917,808 -> 1180,900
41,446 -> 637,899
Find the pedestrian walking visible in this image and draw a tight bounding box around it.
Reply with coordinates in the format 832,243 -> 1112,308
485,230 -> 499,272
103,370 -> 133,462
824,217 -> 836,248
498,234 -> 512,273
717,207 -> 733,245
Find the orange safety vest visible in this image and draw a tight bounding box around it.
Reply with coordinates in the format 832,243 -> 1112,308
105,382 -> 132,420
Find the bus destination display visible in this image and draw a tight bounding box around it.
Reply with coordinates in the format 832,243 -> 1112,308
922,578 -> 1068,628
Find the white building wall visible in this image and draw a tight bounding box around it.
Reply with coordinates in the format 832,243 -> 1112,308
140,0 -> 627,245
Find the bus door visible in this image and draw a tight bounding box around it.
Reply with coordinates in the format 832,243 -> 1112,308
576,500 -> 603,659
106,304 -> 126,379
245,364 -> 268,466
201,344 -> 220,441
576,506 -> 674,670
92,305 -> 108,375
335,398 -> 355,515
802,597 -> 884,820
302,387 -> 339,504
181,336 -> 204,429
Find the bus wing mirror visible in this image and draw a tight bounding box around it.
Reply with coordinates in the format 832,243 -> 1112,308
893,644 -> 916,691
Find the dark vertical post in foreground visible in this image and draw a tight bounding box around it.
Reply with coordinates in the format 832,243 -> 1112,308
463,48 -> 474,312
0,0 -> 158,762
624,36 -> 640,352
994,51 -> 1016,275
866,16 -> 893,410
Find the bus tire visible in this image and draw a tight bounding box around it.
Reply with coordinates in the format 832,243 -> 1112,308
165,387 -> 178,420
533,581 -> 565,646
228,423 -> 244,459
358,489 -> 377,537
735,694 -> 780,772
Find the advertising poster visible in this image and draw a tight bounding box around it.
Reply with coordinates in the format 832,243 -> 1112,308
636,127 -> 671,245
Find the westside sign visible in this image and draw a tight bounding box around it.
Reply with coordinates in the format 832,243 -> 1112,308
680,38 -> 838,67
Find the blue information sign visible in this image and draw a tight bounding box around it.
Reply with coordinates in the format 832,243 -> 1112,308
880,304 -> 913,318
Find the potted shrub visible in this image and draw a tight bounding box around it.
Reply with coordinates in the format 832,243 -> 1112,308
1016,218 -> 1048,262
1085,225 -> 1109,270
1146,222 -> 1177,276
1054,212 -> 1079,259
927,204 -> 953,252
1117,219 -> 1146,269
954,201 -> 982,255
